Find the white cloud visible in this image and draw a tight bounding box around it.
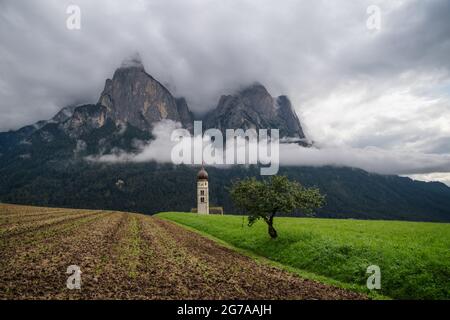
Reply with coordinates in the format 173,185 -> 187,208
89,120 -> 450,183
301,76 -> 450,153
406,172 -> 450,186
86,120 -> 180,163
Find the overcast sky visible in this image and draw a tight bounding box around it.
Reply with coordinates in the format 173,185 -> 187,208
1,0 -> 450,184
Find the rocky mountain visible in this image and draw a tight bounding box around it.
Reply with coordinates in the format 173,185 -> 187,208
98,56 -> 193,131
51,105 -> 77,123
203,83 -> 311,146
0,105 -> 77,155
0,57 -> 195,158
0,58 -> 311,160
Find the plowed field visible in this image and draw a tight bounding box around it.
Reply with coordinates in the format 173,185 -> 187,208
0,204 -> 364,300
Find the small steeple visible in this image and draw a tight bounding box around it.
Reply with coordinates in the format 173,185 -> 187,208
197,163 -> 208,180
197,163 -> 209,214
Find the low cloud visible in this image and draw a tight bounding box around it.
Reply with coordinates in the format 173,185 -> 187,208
406,172 -> 450,186
280,144 -> 450,176
88,120 -> 450,184
86,120 -> 180,163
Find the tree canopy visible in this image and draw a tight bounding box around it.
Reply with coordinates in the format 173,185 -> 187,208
230,175 -> 325,238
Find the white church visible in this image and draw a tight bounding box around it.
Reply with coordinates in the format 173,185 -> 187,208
197,165 -> 209,214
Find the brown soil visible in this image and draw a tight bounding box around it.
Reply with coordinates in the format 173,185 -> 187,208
0,204 -> 366,300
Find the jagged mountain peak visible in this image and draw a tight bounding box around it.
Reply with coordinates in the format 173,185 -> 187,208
0,58 -> 311,153
238,82 -> 270,95
97,58 -> 193,131
51,105 -> 77,123
204,83 -> 309,144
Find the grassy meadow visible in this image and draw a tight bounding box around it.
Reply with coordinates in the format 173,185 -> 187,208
158,212 -> 450,300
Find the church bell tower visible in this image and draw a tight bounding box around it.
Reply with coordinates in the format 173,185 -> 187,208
197,165 -> 209,214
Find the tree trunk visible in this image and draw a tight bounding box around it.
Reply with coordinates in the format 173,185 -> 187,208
267,220 -> 278,239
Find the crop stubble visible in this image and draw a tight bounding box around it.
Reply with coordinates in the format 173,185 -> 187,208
0,204 -> 364,299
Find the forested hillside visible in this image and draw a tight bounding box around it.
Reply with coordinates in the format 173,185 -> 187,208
1,160 -> 449,222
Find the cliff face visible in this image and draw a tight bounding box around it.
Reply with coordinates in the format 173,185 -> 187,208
203,83 -> 309,144
175,97 -> 194,132
61,104 -> 107,138
98,59 -> 193,131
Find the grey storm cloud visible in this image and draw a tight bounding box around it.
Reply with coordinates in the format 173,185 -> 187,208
1,0 -> 450,183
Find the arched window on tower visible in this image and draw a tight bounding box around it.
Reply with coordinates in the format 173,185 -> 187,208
200,197 -> 204,203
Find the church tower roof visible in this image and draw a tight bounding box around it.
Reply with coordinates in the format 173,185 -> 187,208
197,165 -> 208,180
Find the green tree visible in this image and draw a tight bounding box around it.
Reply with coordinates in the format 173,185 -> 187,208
230,175 -> 325,238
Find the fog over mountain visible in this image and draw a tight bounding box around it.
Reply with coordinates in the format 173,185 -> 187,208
1,0 -> 450,184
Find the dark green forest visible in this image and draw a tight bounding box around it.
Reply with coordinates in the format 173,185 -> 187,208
1,158 -> 450,222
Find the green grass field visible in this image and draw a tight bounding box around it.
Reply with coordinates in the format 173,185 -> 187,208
157,212 -> 450,300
